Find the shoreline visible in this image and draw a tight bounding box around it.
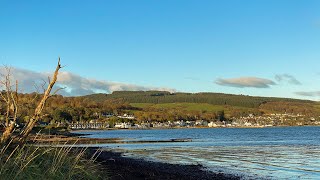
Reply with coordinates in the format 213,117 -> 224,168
87,147 -> 241,180
35,127 -> 320,179
70,125 -> 319,133
29,134 -> 242,179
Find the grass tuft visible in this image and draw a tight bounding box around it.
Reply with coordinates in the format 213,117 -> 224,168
0,139 -> 108,180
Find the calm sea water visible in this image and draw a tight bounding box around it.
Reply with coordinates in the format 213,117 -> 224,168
76,127 -> 320,179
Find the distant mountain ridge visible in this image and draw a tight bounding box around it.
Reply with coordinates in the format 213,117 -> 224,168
83,91 -> 314,109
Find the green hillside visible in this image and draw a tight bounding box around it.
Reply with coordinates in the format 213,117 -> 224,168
83,91 -> 319,117
84,91 -> 313,108
129,103 -> 257,117
131,103 -> 225,112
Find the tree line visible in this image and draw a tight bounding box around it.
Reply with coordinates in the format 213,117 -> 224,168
1,90 -> 318,130
85,91 -> 314,109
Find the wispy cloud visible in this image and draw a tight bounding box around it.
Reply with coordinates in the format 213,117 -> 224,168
0,67 -> 176,96
295,91 -> 320,97
275,74 -> 301,85
215,77 -> 276,88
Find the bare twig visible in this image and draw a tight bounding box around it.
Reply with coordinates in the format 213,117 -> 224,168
51,87 -> 66,96
41,79 -> 47,94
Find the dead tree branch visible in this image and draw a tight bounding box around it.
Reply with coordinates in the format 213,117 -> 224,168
17,58 -> 63,142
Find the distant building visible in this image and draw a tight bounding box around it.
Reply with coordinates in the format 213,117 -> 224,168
69,122 -> 109,129
244,122 -> 252,126
117,114 -> 135,119
114,122 -> 132,129
195,120 -> 208,126
208,122 -> 218,127
102,113 -> 114,118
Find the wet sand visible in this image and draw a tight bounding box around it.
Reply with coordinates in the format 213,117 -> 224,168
87,148 -> 241,180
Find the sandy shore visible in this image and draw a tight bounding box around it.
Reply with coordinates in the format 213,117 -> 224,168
87,148 -> 241,180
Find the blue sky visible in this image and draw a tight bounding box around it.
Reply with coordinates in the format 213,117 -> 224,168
1,1 -> 320,100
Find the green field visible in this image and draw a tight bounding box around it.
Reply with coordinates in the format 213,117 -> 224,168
130,102 -> 257,116
131,103 -> 224,111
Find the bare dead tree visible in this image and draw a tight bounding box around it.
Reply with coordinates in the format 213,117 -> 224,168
17,58 -> 63,142
0,67 -> 19,145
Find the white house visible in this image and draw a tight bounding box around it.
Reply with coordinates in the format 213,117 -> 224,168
117,114 -> 135,119
208,121 -> 218,127
114,122 -> 132,129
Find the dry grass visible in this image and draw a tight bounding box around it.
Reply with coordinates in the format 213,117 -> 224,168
0,138 -> 108,180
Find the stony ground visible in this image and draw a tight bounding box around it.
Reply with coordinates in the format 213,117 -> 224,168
88,148 -> 241,180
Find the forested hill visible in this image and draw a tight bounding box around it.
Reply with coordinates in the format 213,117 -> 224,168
84,91 -> 314,108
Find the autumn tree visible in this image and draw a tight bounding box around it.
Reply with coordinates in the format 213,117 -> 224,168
0,67 -> 19,145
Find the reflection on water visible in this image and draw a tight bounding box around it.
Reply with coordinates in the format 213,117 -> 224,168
77,127 -> 320,179
125,145 -> 320,179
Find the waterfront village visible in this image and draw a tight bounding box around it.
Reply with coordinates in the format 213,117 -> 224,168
68,113 -> 320,130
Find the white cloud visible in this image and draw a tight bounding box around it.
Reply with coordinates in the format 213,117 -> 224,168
0,67 -> 176,96
215,77 -> 276,88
